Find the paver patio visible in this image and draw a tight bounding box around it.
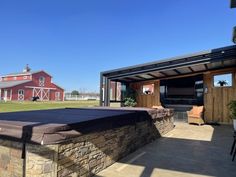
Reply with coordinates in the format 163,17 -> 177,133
96,122 -> 236,177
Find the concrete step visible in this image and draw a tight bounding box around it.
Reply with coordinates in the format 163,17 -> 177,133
165,104 -> 193,112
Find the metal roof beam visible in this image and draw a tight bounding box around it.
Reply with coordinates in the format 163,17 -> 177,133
173,69 -> 181,74
105,58 -> 211,79
159,71 -> 168,77
147,73 -> 158,78
108,61 -> 211,80
125,77 -> 138,81
123,66 -> 232,83
188,67 -> 194,72
135,75 -> 146,80
102,46 -> 236,78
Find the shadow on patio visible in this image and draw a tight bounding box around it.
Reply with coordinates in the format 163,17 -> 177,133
96,122 -> 236,177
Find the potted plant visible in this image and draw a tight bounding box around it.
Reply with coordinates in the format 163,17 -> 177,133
217,80 -> 228,87
228,100 -> 236,130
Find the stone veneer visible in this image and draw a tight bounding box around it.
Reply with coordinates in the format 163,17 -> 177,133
0,109 -> 174,177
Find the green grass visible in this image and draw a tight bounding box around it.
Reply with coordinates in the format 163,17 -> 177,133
0,100 -> 99,113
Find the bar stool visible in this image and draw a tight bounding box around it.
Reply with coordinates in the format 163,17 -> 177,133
230,131 -> 236,161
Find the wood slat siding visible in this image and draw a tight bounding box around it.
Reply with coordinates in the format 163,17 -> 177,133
130,67 -> 236,124
203,67 -> 236,124
130,81 -> 161,108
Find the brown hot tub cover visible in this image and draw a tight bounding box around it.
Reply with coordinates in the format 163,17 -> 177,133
0,107 -> 163,145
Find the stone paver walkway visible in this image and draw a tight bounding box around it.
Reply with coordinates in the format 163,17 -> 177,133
96,122 -> 236,177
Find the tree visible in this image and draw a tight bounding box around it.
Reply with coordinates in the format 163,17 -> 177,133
71,90 -> 79,96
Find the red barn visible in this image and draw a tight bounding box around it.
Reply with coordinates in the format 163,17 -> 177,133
0,65 -> 64,101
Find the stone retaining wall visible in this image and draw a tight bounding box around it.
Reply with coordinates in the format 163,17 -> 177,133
0,109 -> 174,177
0,140 -> 23,177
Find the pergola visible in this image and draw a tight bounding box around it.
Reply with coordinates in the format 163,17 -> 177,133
100,45 -> 236,106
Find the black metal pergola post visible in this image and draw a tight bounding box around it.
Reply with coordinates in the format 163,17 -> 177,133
231,0 -> 236,43
104,77 -> 110,106
231,0 -> 236,8
100,74 -> 111,106
99,73 -> 104,106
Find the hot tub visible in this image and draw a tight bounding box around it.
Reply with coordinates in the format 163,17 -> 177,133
0,107 -> 174,177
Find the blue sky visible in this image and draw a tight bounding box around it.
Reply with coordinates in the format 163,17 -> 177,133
0,0 -> 235,92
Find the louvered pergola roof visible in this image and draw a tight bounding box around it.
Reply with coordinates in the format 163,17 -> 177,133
101,45 -> 236,83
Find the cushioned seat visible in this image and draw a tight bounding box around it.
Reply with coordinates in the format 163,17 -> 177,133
152,105 -> 164,109
187,106 -> 204,126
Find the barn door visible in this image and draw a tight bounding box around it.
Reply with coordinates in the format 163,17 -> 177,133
18,89 -> 24,101
42,89 -> 50,100
33,88 -> 50,101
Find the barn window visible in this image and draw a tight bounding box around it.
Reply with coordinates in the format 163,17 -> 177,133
213,73 -> 232,87
142,84 -> 154,95
55,92 -> 61,101
39,77 -> 45,87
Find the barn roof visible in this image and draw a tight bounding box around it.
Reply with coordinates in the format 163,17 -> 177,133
0,80 -> 31,89
1,70 -> 52,78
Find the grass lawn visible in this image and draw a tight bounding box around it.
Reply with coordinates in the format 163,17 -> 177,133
0,100 -> 99,113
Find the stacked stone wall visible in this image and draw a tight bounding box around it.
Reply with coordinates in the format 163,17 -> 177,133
0,109 -> 174,177
0,140 -> 23,177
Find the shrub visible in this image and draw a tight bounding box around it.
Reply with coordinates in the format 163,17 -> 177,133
124,97 -> 137,107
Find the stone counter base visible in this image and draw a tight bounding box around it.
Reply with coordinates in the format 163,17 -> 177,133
0,115 -> 174,177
